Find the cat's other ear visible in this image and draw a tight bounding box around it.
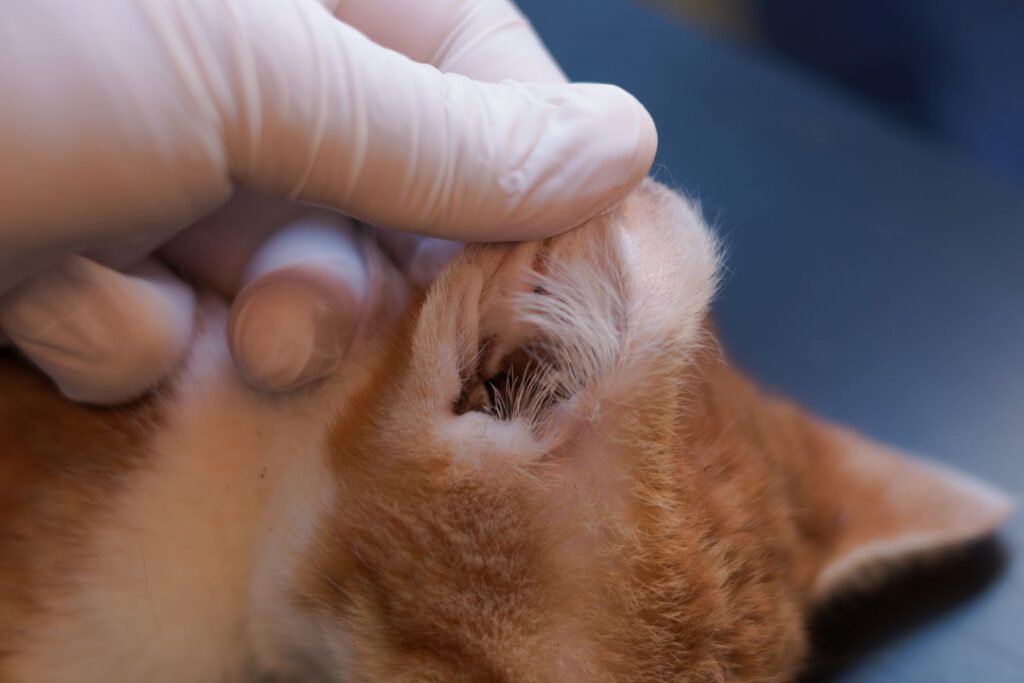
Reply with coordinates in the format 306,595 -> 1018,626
792,414 -> 1015,602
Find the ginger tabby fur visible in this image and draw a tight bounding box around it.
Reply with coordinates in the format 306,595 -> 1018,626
0,181 -> 1013,682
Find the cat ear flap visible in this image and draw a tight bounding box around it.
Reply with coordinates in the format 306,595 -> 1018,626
398,183 -> 719,460
798,421 -> 1015,602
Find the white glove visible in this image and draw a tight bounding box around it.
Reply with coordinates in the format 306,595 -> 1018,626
0,0 -> 657,403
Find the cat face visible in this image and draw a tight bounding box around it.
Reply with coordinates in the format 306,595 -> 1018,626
295,182 -> 1011,682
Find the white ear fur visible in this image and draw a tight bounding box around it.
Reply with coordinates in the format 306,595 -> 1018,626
812,427 -> 1016,600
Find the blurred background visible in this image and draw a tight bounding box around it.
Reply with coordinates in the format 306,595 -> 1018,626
658,0 -> 1024,186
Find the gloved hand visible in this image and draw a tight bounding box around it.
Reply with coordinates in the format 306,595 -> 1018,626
0,0 -> 657,403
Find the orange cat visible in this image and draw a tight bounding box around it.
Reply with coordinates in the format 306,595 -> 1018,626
0,181 -> 1012,682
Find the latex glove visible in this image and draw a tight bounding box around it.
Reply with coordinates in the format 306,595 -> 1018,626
0,0 -> 657,403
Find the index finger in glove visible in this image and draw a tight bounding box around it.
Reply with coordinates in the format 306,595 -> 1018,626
214,0 -> 655,241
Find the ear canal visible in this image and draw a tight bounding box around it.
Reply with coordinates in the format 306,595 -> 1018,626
797,420 -> 1015,601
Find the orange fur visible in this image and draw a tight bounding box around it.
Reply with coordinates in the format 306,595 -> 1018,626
0,181 -> 1012,682
0,354 -> 161,662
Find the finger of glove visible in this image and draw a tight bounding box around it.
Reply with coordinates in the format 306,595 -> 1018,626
220,0 -> 656,241
228,211 -> 369,392
331,0 -> 565,83
0,256 -> 196,405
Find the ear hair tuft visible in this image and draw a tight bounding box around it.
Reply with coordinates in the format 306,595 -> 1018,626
453,232 -> 629,440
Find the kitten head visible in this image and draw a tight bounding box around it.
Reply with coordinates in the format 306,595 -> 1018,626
296,181 -> 1012,682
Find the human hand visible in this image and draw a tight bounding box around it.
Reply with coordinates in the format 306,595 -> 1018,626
0,0 -> 657,403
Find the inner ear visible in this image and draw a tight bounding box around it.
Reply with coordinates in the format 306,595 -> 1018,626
451,244 -> 563,422
446,236 -> 625,435
453,336 -> 559,419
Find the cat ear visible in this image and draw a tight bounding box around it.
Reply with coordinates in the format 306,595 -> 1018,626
400,233 -> 630,459
797,420 -> 1015,602
397,181 -> 719,458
